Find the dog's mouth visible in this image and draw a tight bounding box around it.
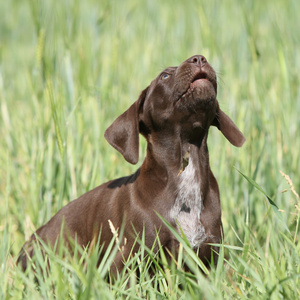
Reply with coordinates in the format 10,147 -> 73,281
191,71 -> 209,82
190,71 -> 209,86
178,71 -> 214,100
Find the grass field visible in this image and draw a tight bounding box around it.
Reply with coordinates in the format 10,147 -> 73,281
1,0 -> 299,298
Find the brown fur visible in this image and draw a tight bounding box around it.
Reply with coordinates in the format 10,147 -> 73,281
17,55 -> 245,274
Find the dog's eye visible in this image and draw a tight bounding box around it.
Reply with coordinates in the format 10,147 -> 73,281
161,73 -> 170,80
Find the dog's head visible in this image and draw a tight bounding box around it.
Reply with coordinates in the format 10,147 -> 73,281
105,55 -> 245,164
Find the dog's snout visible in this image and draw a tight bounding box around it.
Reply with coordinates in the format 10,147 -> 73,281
187,55 -> 207,67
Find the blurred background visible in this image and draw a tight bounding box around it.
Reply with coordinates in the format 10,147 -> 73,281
0,0 -> 299,298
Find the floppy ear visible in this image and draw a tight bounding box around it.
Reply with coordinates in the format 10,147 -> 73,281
104,88 -> 148,164
212,102 -> 246,147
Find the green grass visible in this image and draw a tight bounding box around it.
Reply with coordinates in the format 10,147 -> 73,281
1,0 -> 299,298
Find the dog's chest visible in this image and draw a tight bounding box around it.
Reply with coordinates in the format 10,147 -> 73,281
170,157 -> 207,249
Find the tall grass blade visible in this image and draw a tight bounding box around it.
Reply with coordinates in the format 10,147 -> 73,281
46,80 -> 65,160
236,169 -> 291,234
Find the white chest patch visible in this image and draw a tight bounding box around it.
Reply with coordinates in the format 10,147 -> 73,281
170,157 -> 207,249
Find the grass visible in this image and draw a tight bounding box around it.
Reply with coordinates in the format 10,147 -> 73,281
1,0 -> 299,298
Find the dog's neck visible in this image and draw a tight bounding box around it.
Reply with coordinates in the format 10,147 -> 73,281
139,130 -> 212,248
140,130 -> 211,194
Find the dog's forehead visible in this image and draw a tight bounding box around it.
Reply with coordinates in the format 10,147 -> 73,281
150,66 -> 177,86
159,66 -> 177,76
147,66 -> 177,94
163,66 -> 177,73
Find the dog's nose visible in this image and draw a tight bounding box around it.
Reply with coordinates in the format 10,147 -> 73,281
187,55 -> 207,67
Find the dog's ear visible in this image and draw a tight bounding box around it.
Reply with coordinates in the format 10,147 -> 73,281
212,102 -> 245,147
104,87 -> 148,164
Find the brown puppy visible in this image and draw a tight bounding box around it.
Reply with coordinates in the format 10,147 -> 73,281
17,55 -> 245,274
